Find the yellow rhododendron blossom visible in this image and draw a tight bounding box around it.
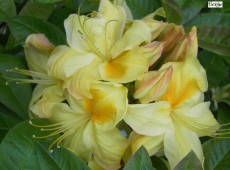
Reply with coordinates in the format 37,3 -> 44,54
124,56 -> 220,169
33,82 -> 128,169
63,0 -> 158,84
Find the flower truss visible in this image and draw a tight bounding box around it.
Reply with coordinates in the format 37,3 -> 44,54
7,0 -> 229,169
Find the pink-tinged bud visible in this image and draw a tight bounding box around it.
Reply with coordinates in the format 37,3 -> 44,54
134,66 -> 173,103
140,41 -> 164,67
25,34 -> 55,51
164,27 -> 198,62
158,24 -> 185,55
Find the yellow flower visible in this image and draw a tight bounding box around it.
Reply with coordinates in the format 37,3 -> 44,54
124,56 -> 220,169
63,0 -> 160,85
34,82 -> 128,169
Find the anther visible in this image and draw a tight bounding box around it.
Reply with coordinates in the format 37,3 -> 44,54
5,81 -> 8,85
41,128 -> 44,131
49,150 -> 54,153
32,135 -> 36,138
57,145 -> 60,148
29,120 -> 33,124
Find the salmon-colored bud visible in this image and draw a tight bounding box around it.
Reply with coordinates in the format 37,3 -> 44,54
140,41 -> 164,67
158,24 -> 185,55
165,27 -> 198,62
25,34 -> 55,51
134,66 -> 173,103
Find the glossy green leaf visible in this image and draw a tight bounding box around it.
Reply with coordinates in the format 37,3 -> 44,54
33,0 -> 62,3
73,0 -> 100,14
7,16 -> 66,45
162,0 -> 207,24
20,1 -> 55,20
0,0 -> 16,21
186,13 -> 230,56
203,139 -> 230,170
217,103 -> 230,125
123,146 -> 156,170
173,151 -> 203,170
151,156 -> 169,170
198,50 -> 228,88
126,0 -> 161,19
0,54 -> 32,120
0,119 -> 90,170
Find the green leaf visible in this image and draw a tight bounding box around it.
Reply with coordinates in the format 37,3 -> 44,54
7,16 -> 66,45
203,139 -> 230,170
73,0 -> 100,14
217,103 -> 230,125
126,0 -> 161,19
0,54 -> 32,120
33,0 -> 62,3
0,119 -> 90,170
162,0 -> 207,24
123,146 -> 156,170
186,13 -> 230,56
0,0 -> 16,21
19,1 -> 55,20
198,50 -> 228,88
173,151 -> 203,170
151,156 -> 169,170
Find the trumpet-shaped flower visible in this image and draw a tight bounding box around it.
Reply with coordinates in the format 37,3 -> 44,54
124,56 -> 220,169
62,0 -> 160,90
34,82 -> 128,169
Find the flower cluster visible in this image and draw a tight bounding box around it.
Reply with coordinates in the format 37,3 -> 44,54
8,0 -> 223,169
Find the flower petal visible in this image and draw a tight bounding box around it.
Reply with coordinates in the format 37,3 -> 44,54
111,20 -> 152,57
129,132 -> 164,156
30,84 -> 64,118
164,123 -> 203,169
134,66 -> 173,103
48,45 -> 98,80
124,102 -> 172,136
99,47 -> 148,83
83,82 -> 128,131
173,102 -> 219,136
93,127 -> 128,170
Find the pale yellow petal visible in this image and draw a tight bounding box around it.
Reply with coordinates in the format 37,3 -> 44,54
164,124 -> 203,169
99,47 -> 148,83
113,0 -> 133,21
124,102 -> 172,136
88,158 -> 105,170
48,45 -> 97,80
64,14 -> 91,52
173,102 -> 219,136
93,127 -> 128,170
134,66 -> 173,103
129,132 -> 164,156
30,84 -> 64,118
66,60 -> 101,99
111,20 -> 152,57
83,82 -> 128,131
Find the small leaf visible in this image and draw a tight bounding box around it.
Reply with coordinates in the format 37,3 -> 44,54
7,16 -> 66,45
151,156 -> 169,170
123,146 -> 156,170
126,0 -> 161,19
73,0 -> 100,14
33,0 -> 62,3
203,138 -> 230,170
0,54 -> 32,120
173,150 -> 203,170
162,0 -> 207,24
19,1 -> 55,20
198,50 -> 228,88
0,119 -> 90,169
0,0 -> 16,21
185,13 -> 230,56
